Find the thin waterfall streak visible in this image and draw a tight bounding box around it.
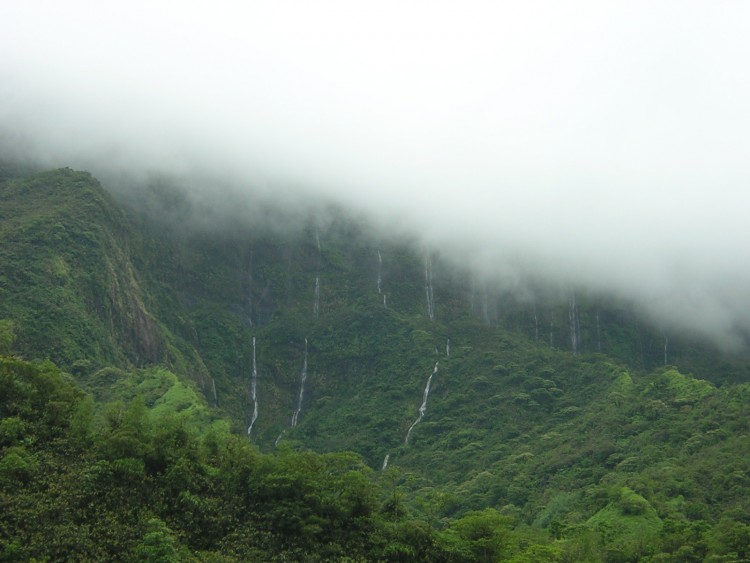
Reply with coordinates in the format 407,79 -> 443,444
249,401 -> 258,437
405,362 -> 438,444
446,338 -> 450,357
382,454 -> 390,470
291,338 -> 308,428
211,377 -> 218,407
275,431 -> 285,447
248,337 -> 259,437
313,276 -> 320,318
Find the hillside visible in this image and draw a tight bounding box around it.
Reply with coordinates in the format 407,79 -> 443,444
1,167 -> 749,561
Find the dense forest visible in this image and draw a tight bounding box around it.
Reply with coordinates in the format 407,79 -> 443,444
1,166 -> 749,561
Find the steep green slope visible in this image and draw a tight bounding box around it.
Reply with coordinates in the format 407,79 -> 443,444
0,168 -> 211,383
2,166 -> 750,560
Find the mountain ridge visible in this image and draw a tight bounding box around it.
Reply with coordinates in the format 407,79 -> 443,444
1,166 -> 749,560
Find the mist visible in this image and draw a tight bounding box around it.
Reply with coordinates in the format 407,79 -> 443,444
2,1 -> 750,348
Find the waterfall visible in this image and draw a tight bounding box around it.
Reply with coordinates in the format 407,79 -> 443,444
446,338 -> 451,357
291,338 -> 309,428
211,377 -> 218,407
313,276 -> 320,319
382,454 -> 390,471
377,250 -> 383,294
274,430 -> 285,447
425,256 -> 435,321
383,294 -> 387,307
569,294 -> 580,355
405,362 -> 438,444
247,337 -> 259,438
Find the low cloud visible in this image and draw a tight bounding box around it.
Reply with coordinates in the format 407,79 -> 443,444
2,1 -> 750,348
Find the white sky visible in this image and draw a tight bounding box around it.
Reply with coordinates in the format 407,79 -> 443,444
2,1 -> 750,346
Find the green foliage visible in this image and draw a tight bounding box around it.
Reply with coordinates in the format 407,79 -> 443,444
444,508 -> 515,562
135,518 -> 183,563
0,168 -> 198,378
642,368 -> 714,406
706,519 -> 750,561
0,320 -> 14,355
2,166 -> 750,560
0,356 -> 378,560
0,445 -> 36,486
585,487 -> 661,560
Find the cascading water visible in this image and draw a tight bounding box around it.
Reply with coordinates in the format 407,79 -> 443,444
247,337 -> 259,438
383,294 -> 387,307
382,454 -> 390,470
425,256 -> 435,321
405,362 -> 438,444
377,250 -> 383,294
313,276 -> 320,319
211,377 -> 218,407
569,294 -> 580,355
275,430 -> 285,447
291,338 -> 308,428
446,338 -> 451,357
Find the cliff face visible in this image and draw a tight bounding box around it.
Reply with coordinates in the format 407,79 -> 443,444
0,168 -> 168,369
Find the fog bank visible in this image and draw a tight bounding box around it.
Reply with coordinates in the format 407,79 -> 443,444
2,1 -> 750,347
